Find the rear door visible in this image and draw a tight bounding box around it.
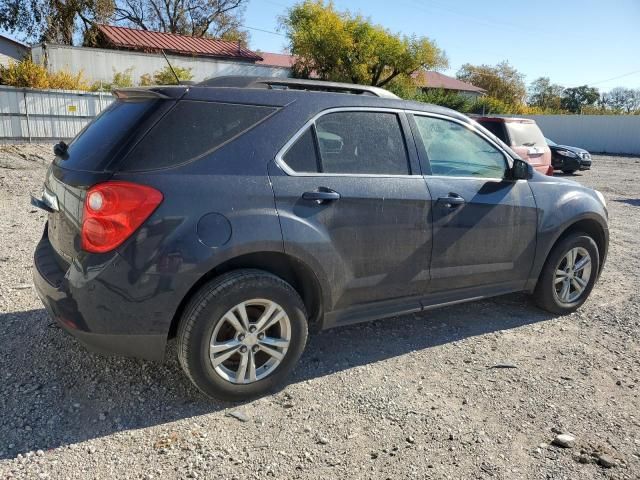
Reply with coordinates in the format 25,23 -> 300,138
410,113 -> 537,294
269,109 -> 433,312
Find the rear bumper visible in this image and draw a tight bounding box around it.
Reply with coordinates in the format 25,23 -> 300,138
32,229 -> 167,361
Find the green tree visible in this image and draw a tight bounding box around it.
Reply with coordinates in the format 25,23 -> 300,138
561,85 -> 600,113
0,0 -> 113,44
281,0 -> 448,87
456,61 -> 526,105
528,77 -> 564,111
601,87 -> 640,113
414,88 -> 471,112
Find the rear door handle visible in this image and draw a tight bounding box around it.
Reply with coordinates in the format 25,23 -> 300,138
302,188 -> 341,204
437,194 -> 465,209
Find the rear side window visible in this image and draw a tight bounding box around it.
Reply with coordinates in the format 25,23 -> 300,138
124,101 -> 277,170
505,122 -> 546,147
282,128 -> 319,173
60,100 -> 157,171
281,111 -> 410,175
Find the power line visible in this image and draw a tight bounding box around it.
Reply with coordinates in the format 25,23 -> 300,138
586,69 -> 640,86
241,24 -> 286,37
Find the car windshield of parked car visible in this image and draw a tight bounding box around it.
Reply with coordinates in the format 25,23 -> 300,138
414,115 -> 506,178
506,122 -> 546,147
545,137 -> 558,146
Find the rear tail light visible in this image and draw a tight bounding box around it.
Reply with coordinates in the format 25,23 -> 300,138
546,165 -> 554,176
81,181 -> 163,253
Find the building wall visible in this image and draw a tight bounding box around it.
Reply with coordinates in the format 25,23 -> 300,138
0,38 -> 29,67
520,115 -> 640,155
31,44 -> 290,84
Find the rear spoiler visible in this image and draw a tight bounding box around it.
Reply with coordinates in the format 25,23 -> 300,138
113,87 -> 186,100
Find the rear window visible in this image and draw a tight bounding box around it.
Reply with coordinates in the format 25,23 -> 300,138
477,120 -> 508,143
59,100 -> 157,171
505,122 -> 546,147
123,101 -> 277,170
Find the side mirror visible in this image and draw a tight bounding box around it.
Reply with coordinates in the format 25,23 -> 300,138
510,158 -> 533,180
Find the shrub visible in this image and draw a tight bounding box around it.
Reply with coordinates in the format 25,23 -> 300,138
91,68 -> 134,92
48,70 -> 89,91
0,58 -> 89,90
414,88 -> 472,112
0,59 -> 50,89
140,66 -> 193,86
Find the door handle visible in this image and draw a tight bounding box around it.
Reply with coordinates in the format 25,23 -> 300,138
302,188 -> 341,203
437,194 -> 465,209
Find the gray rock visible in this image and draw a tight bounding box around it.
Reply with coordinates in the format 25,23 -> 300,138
597,454 -> 616,468
552,433 -> 576,448
226,410 -> 249,423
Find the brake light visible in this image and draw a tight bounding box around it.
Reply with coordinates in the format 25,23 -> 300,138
81,181 -> 163,253
546,165 -> 554,176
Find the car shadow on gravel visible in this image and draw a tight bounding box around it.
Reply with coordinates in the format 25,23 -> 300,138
0,293 -> 554,459
614,198 -> 640,206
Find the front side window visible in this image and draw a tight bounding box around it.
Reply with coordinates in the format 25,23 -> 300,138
414,115 -> 507,178
280,111 -> 410,175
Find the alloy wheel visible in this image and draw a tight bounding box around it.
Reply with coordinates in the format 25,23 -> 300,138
209,299 -> 291,384
554,247 -> 592,304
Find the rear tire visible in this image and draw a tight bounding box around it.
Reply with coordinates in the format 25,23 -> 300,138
177,269 -> 308,401
562,169 -> 576,174
533,232 -> 599,315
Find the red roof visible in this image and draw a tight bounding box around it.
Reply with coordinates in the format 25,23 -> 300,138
97,25 -> 262,61
413,71 -> 486,93
257,52 -> 296,68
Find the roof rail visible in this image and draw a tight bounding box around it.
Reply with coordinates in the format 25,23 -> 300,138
198,76 -> 399,99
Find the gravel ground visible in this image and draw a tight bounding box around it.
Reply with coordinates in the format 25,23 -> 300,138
1,145 -> 639,479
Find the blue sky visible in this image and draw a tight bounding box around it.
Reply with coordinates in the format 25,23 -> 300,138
245,0 -> 640,91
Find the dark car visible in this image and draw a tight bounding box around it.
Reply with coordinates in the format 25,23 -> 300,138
32,77 -> 609,401
545,137 -> 592,174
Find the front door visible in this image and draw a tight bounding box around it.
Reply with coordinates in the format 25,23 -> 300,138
269,109 -> 433,312
410,113 -> 538,293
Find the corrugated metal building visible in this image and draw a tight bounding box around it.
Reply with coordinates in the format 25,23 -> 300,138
31,25 -> 289,85
0,34 -> 29,67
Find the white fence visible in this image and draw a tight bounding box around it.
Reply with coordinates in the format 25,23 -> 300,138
0,86 -> 113,142
519,115 -> 640,155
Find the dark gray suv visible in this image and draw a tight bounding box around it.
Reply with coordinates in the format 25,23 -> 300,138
32,77 -> 609,400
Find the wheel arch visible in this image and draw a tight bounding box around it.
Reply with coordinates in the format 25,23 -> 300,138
553,217 -> 608,273
529,215 -> 608,292
168,252 -> 325,338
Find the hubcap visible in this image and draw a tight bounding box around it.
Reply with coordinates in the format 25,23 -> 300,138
209,299 -> 291,384
554,247 -> 592,304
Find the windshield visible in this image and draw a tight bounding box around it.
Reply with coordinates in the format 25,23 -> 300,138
505,122 -> 546,147
545,137 -> 557,146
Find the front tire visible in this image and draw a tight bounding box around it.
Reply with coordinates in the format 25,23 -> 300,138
177,269 -> 308,401
562,169 -> 577,174
533,232 -> 599,314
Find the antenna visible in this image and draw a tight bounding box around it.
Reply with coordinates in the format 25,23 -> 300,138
160,49 -> 181,84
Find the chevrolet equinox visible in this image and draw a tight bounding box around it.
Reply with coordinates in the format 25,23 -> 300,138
32,77 -> 609,400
